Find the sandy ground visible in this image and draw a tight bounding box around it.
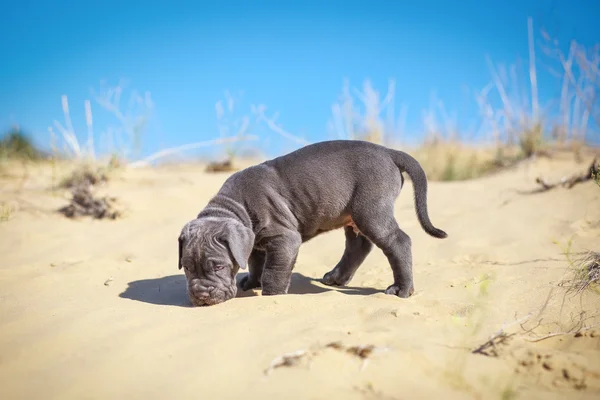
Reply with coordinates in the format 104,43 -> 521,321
1,152 -> 599,400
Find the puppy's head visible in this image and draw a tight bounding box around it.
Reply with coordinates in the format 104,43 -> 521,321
178,217 -> 254,306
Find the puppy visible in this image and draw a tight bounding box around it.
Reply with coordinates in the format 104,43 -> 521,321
178,140 -> 447,306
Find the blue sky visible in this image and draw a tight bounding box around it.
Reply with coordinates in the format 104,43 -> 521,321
1,0 -> 599,161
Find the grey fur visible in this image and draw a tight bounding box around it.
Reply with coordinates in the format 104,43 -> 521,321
178,140 -> 447,306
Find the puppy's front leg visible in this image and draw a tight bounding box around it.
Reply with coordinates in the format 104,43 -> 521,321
261,231 -> 302,296
239,249 -> 265,291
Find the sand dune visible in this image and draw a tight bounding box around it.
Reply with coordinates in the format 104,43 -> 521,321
1,154 -> 599,400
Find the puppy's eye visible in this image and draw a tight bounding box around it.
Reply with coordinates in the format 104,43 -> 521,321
213,264 -> 227,272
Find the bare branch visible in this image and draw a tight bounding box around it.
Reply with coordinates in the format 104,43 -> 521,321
528,17 -> 540,123
51,95 -> 84,159
521,157 -> 598,194
559,41 -> 576,142
92,80 -> 154,157
524,324 -> 599,343
486,55 -> 516,134
127,135 -> 260,168
554,42 -> 600,128
84,100 -> 95,159
253,105 -> 311,145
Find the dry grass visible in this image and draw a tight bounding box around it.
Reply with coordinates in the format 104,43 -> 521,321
409,141 -> 524,181
559,248 -> 600,296
0,203 -> 12,222
56,155 -> 121,189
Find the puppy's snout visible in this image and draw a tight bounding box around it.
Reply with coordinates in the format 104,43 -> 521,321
191,282 -> 215,297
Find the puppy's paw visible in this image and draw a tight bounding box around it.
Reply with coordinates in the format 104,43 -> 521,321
239,275 -> 261,291
385,284 -> 414,298
321,270 -> 350,287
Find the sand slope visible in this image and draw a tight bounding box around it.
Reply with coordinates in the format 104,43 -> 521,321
1,154 -> 599,400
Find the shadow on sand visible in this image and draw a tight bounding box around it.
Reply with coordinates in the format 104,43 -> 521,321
119,272 -> 380,307
119,274 -> 192,307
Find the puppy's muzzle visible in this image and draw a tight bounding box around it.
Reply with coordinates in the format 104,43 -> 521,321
187,279 -> 235,306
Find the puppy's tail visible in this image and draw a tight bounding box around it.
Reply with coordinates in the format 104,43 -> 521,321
389,149 -> 448,239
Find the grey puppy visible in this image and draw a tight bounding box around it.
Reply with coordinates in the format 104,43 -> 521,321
178,140 -> 447,306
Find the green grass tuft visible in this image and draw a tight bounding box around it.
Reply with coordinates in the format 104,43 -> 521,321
0,127 -> 46,161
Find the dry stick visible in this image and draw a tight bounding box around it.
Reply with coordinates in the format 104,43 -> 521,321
559,42 -> 576,142
557,44 -> 600,128
480,257 -> 564,266
51,95 -> 83,159
436,98 -> 457,140
264,342 -> 391,376
472,287 -> 560,357
520,157 -> 599,194
472,312 -> 535,357
524,324 -> 600,343
93,82 -> 154,156
254,106 -> 311,145
127,135 -> 259,168
397,102 -> 408,139
84,99 -> 96,160
528,17 -> 539,124
328,79 -> 356,140
474,82 -> 498,145
486,55 -> 516,137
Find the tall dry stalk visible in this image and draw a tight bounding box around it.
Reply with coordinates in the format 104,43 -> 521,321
49,81 -> 154,163
477,17 -> 547,158
528,17 -> 540,125
540,28 -> 600,146
328,78 -> 405,144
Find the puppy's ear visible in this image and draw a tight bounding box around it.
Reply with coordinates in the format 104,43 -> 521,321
177,235 -> 184,270
223,225 -> 254,270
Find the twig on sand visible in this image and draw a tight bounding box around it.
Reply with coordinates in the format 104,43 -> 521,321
264,349 -> 310,376
520,158 -> 598,194
524,324 -> 599,343
472,332 -> 515,357
263,342 -> 391,376
519,307 -> 599,343
480,257 -> 564,266
472,312 -> 536,357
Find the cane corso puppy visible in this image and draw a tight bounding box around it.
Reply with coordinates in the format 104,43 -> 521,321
178,140 -> 447,306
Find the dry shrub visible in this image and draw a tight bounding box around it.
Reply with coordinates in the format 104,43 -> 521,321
0,203 -> 12,222
58,182 -> 121,220
559,251 -> 600,295
518,122 -> 544,158
57,156 -> 123,220
205,159 -> 238,173
58,156 -> 121,189
59,164 -> 109,188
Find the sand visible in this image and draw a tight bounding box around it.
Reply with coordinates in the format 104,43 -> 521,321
1,153 -> 599,400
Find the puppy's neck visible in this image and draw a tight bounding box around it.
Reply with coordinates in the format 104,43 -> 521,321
198,194 -> 253,230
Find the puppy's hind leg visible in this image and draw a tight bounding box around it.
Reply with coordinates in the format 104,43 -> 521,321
239,249 -> 265,291
322,226 -> 373,287
352,206 -> 415,298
